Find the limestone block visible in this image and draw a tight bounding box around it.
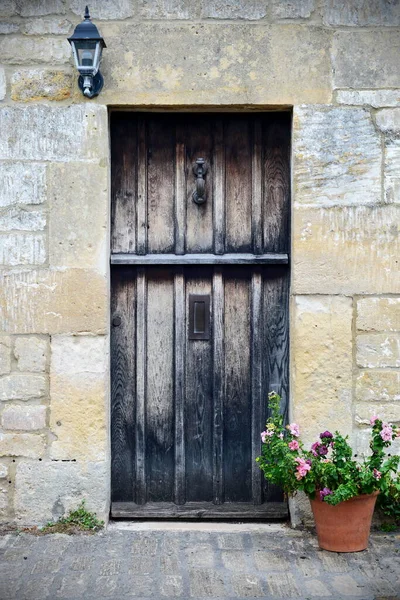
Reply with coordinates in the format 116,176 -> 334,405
11,69 -> 72,102
101,23 -> 332,105
355,427 -> 400,458
357,298 -> 400,332
375,109 -> 400,135
0,488 -> 8,515
356,370 -> 400,403
0,233 -> 46,266
21,18 -> 72,35
291,296 -> 353,446
18,0 -> 65,16
336,90 -> 400,109
0,67 -> 5,101
0,463 -> 7,478
50,336 -> 107,461
292,205 -> 400,295
357,333 -> 400,368
48,163 -> 108,271
0,374 -> 46,401
323,0 -> 400,26
0,163 -> 46,208
0,37 -> 70,65
0,22 -> 19,34
0,433 -> 45,457
0,105 -> 108,162
69,0 -> 133,19
201,0 -> 267,19
355,403 -> 400,426
14,460 -> 109,525
0,268 -> 107,335
0,208 -> 46,231
14,337 -> 48,372
272,0 -> 315,19
333,31 -> 400,89
385,139 -> 400,204
293,106 -> 381,208
0,338 -> 11,376
2,405 -> 47,431
0,1 -> 16,17
140,0 -> 191,18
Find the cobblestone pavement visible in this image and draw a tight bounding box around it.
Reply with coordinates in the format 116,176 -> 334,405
0,522 -> 399,600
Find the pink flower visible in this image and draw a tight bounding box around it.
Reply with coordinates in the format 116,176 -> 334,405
288,440 -> 299,451
261,430 -> 273,443
380,424 -> 393,442
373,469 -> 382,480
370,415 -> 379,426
319,487 -> 332,501
279,432 -> 284,439
311,441 -> 321,456
288,423 -> 300,437
295,457 -> 311,480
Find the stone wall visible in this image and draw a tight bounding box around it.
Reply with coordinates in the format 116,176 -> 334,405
0,0 -> 399,525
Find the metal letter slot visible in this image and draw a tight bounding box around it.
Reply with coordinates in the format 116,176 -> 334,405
189,294 -> 210,340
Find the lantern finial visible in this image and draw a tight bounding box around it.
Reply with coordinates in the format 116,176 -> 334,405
84,6 -> 90,19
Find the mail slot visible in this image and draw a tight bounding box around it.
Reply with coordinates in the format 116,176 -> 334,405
189,294 -> 210,340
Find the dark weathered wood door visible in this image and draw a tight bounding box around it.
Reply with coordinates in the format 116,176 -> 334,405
111,113 -> 290,518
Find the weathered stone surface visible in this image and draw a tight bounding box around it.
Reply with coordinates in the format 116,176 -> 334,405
375,109 -> 400,134
49,336 -> 107,461
21,18 -> 72,35
0,163 -> 46,207
0,374 -> 46,401
0,208 -> 46,231
336,90 -> 400,108
0,37 -> 70,65
0,269 -> 107,335
17,0 -> 65,16
201,0 -> 267,19
140,0 -> 191,18
70,0 -> 133,19
14,461 -> 109,525
385,138 -> 400,204
0,338 -> 11,376
14,337 -> 48,372
355,427 -> 400,458
356,370 -> 400,403
0,22 -> 18,34
11,69 -> 72,102
0,233 -> 46,266
333,31 -> 400,89
293,106 -> 381,207
291,296 -> 353,445
48,163 -> 108,271
0,463 -> 7,478
101,24 -> 332,105
2,405 -> 47,431
0,105 -> 107,162
272,0 -> 315,19
355,403 -> 400,426
0,67 -> 5,101
0,1 -> 16,17
357,298 -> 400,332
357,333 -> 400,368
0,433 -> 45,457
323,0 -> 400,26
293,206 -> 400,295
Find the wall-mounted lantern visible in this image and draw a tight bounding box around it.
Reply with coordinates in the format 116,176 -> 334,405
68,6 -> 106,98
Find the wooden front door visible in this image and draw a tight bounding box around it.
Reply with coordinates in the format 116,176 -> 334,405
110,113 -> 290,518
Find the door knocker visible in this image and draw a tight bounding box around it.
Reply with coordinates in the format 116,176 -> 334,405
192,158 -> 208,205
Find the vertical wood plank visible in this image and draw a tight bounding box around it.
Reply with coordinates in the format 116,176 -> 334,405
252,119 -> 263,255
212,269 -> 224,504
213,120 -> 225,255
135,268 -> 147,504
111,114 -> 137,254
175,138 -> 186,255
174,269 -> 186,504
263,114 -> 291,253
111,267 -> 136,502
137,119 -> 147,255
251,270 -> 263,504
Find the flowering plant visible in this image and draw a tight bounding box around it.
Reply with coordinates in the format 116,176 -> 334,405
256,392 -> 400,505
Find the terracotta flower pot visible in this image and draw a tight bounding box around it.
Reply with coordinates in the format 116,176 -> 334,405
309,491 -> 379,552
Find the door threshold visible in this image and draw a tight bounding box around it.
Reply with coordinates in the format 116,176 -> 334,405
108,520 -> 289,532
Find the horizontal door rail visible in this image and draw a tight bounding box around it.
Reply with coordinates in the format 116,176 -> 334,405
111,253 -> 289,265
111,501 -> 289,519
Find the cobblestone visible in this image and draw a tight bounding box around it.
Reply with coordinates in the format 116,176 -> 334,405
0,524 -> 398,599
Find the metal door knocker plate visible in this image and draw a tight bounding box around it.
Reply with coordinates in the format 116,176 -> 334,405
192,158 -> 208,205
